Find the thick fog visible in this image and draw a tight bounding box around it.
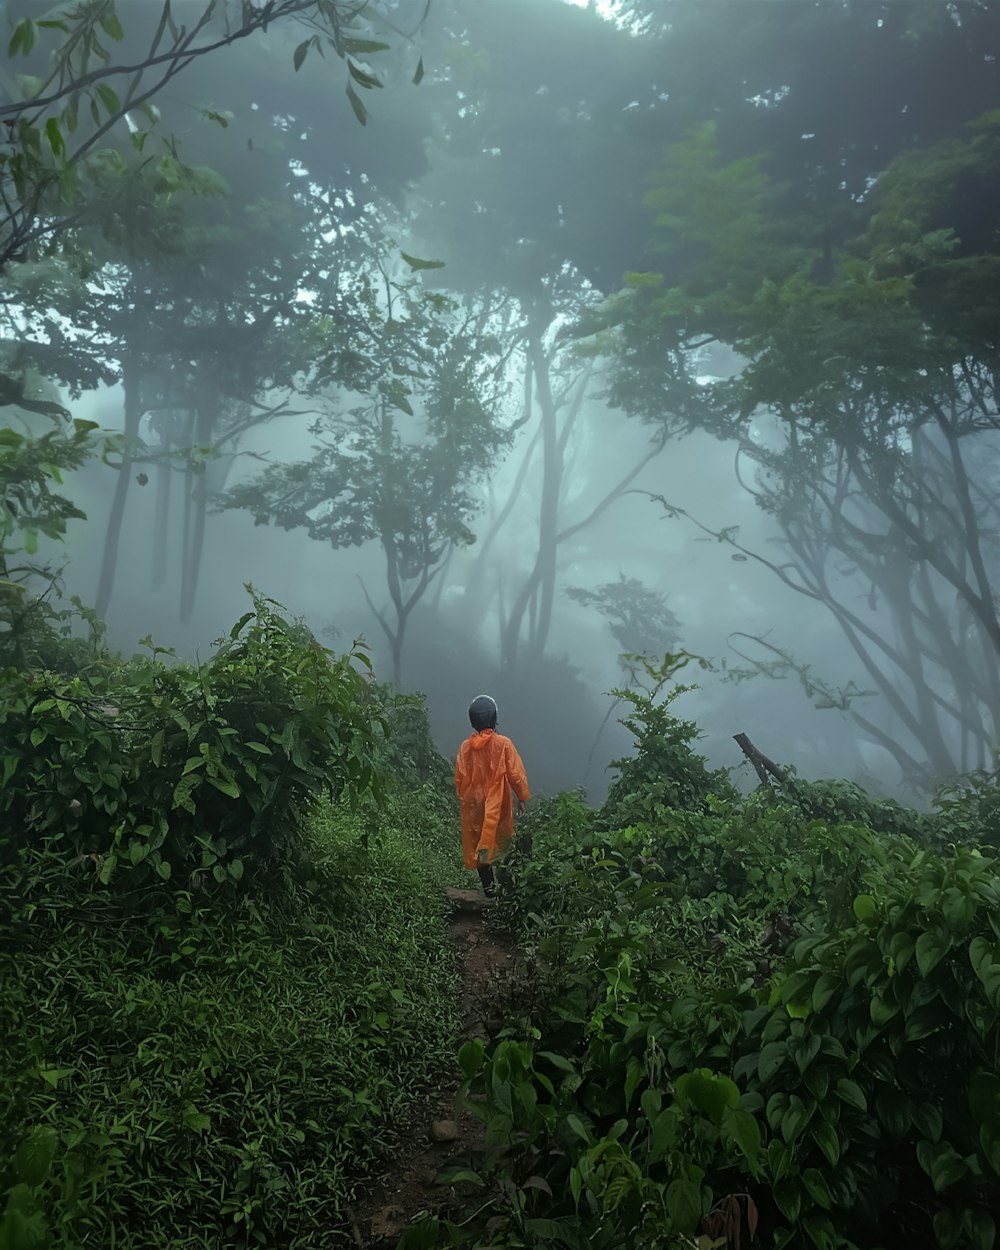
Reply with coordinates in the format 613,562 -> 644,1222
6,0 -> 1000,802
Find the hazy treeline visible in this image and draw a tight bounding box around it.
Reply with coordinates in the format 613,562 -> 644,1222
3,0 -> 999,799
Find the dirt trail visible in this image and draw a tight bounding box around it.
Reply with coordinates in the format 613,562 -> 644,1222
350,894 -> 513,1247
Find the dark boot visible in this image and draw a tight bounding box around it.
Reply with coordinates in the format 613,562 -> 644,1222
477,864 -> 496,897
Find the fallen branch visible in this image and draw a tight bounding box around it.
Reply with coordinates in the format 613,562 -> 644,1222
733,732 -> 790,788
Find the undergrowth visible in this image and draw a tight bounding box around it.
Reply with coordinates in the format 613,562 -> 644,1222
401,657 -> 1000,1250
1,599 -> 464,1250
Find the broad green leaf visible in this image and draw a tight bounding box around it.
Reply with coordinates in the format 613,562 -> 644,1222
8,18 -> 35,56
457,1039 -> 483,1079
1,1187 -> 48,1249
293,39 -> 310,71
14,1127 -> 57,1186
537,1050 -> 577,1074
852,893 -> 876,922
412,56 -> 425,85
37,1068 -> 73,1089
99,852 -> 117,885
811,973 -> 839,1012
665,1178 -> 702,1234
781,1096 -> 813,1144
675,1069 -> 738,1124
182,1104 -> 211,1132
435,1166 -> 482,1186
95,83 -> 121,117
980,1122 -> 1000,1175
346,81 -> 367,126
917,1139 -> 967,1192
835,1078 -> 867,1112
773,1178 -> 802,1224
100,10 -> 124,39
941,885 -> 976,928
624,1057 -> 644,1108
915,928 -> 951,977
342,38 -> 391,55
802,1211 -> 835,1250
811,1121 -> 840,1166
802,1168 -> 832,1210
45,118 -> 65,157
757,1041 -> 786,1083
565,1113 -> 591,1144
913,1102 -> 943,1143
723,1106 -> 762,1172
401,251 -> 446,271
968,1208 -> 996,1250
207,774 -> 241,799
348,59 -> 382,89
933,1209 -> 963,1250
640,1087 -> 662,1122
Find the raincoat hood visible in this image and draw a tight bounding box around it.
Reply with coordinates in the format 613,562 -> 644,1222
469,729 -> 495,750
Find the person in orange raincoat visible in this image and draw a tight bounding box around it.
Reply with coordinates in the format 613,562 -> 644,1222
455,694 -> 530,896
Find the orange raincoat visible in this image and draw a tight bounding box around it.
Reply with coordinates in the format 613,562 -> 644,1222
454,729 -> 530,869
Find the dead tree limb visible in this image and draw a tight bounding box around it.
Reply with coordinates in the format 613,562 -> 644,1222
733,732 -> 791,788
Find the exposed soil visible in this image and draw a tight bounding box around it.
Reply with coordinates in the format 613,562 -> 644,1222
349,892 -> 515,1247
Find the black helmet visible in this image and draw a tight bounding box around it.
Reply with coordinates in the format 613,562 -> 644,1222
469,694 -> 498,732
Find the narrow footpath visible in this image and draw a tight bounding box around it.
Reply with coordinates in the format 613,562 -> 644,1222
351,890 -> 515,1247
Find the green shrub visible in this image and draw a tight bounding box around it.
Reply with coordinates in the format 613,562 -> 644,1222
1,793 -> 463,1250
417,769 -> 1000,1250
928,772 -> 1000,850
601,658 -> 736,831
0,594 -> 385,909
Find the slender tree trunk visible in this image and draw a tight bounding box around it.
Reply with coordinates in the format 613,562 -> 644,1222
391,615 -> 405,687
95,352 -> 140,620
531,333 -> 561,657
151,438 -> 172,591
179,409 -> 196,621
500,329 -> 562,676
180,402 -> 215,623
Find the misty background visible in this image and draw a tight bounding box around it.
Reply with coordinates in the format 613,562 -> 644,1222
5,0 -> 999,803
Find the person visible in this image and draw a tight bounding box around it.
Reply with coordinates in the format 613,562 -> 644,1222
454,694 -> 530,896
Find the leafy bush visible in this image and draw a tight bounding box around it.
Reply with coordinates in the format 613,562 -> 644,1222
374,683 -> 455,805
601,658 -> 736,831
0,594 -> 385,908
771,776 -> 926,843
1,793 -> 463,1250
0,416 -> 99,672
406,742 -> 1000,1250
928,772 -> 1000,850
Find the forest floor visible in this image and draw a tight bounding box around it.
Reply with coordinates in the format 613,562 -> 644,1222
351,890 -> 515,1247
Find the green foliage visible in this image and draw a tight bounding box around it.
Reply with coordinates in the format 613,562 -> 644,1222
0,415 -> 98,668
771,777 -> 926,844
602,654 -> 737,830
930,773 -> 1000,853
374,682 -> 455,806
1,0 -> 405,267
0,594 -> 385,910
412,689 -> 1000,1250
1,792 -> 462,1250
565,575 -> 681,671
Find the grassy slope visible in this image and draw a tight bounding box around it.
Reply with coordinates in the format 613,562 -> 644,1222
2,790 -> 465,1250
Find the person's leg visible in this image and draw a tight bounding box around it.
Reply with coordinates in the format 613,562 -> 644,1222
477,864 -> 496,896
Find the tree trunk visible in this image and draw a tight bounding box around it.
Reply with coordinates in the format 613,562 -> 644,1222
151,447 -> 172,591
180,402 -> 214,624
95,353 -> 141,620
